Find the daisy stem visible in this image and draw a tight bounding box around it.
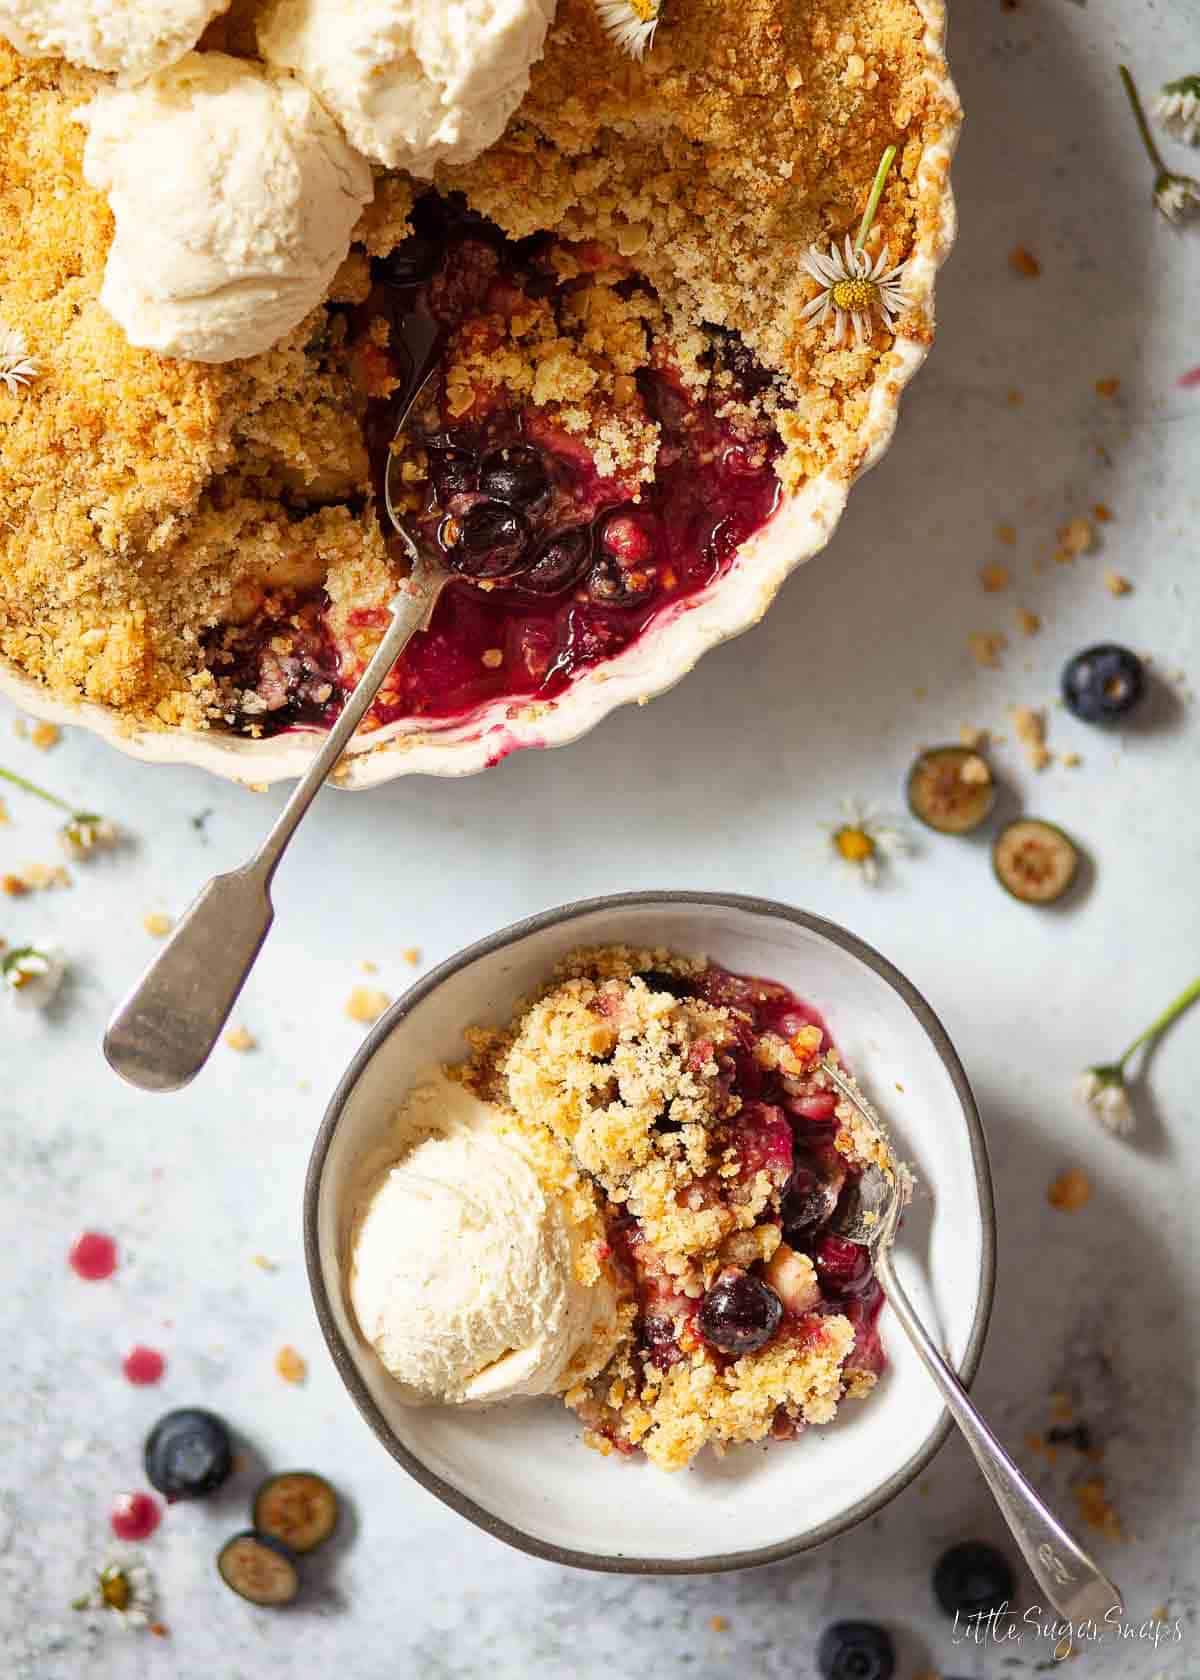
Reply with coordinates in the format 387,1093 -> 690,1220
0,764 -> 74,814
1116,974 -> 1200,1069
854,144 -> 898,251
1119,65 -> 1168,175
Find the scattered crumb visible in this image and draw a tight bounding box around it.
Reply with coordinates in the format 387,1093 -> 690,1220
346,985 -> 391,1024
1073,1476 -> 1121,1541
245,781 -> 269,794
481,647 -> 504,669
1048,1168 -> 1092,1212
149,1623 -> 168,1639
993,522 -> 1017,545
298,1078 -> 311,1092
30,721 -> 60,751
1104,570 -> 1132,597
1151,1606 -> 1169,1623
1009,243 -> 1041,278
1006,388 -> 1024,406
958,724 -> 988,749
142,911 -> 172,938
253,1254 -> 279,1272
1092,502 -> 1113,523
402,947 -> 421,966
968,631 -> 1007,668
0,798 -> 8,824
360,959 -> 379,974
1055,516 -> 1094,563
1050,1391 -> 1073,1423
12,719 -> 26,739
980,562 -> 1010,593
18,861 -> 71,890
1061,751 -> 1082,769
709,1616 -> 728,1633
913,685 -> 927,700
224,1024 -> 257,1052
1,873 -> 28,896
1094,376 -> 1120,399
1016,608 -> 1042,637
1011,705 -> 1050,770
274,1345 -> 307,1385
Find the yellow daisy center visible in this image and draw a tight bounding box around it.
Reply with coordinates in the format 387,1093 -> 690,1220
629,0 -> 659,19
835,826 -> 876,864
101,1572 -> 131,1612
830,277 -> 877,311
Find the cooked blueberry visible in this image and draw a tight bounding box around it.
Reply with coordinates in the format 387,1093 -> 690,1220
697,1268 -> 783,1356
710,325 -> 775,400
1062,644 -> 1144,722
145,1408 -> 234,1502
781,1162 -> 836,1242
587,554 -> 656,609
812,1233 -> 873,1297
429,445 -> 478,501
817,1621 -> 895,1680
445,501 -> 533,578
379,235 -> 442,288
634,969 -> 694,999
522,527 -> 593,595
479,445 -> 549,507
933,1541 -> 1016,1618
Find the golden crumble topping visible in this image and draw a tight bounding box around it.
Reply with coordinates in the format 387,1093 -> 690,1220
0,0 -> 952,727
461,944 -> 891,1470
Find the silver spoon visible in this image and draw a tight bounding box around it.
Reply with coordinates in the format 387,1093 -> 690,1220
104,300 -> 449,1093
821,1057 -> 1123,1624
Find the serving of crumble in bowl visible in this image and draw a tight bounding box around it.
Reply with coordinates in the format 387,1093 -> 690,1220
0,0 -> 960,788
306,893 -> 994,1570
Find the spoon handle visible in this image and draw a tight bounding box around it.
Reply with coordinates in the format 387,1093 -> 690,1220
102,581 -> 440,1093
874,1248 -> 1123,1625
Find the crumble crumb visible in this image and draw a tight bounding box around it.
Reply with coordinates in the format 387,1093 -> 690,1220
1048,1168 -> 1092,1212
1092,502 -> 1113,523
993,522 -> 1017,545
252,1253 -> 278,1271
224,1024 -> 257,1052
1104,570 -> 1132,597
968,631 -> 1007,668
960,754 -> 991,785
1016,607 -> 1042,636
1061,751 -> 1082,769
1,873 -> 28,896
980,563 -> 1009,593
142,911 -> 172,938
0,799 -> 8,824
274,1345 -> 307,1385
709,1616 -> 729,1633
1055,516 -> 1095,563
12,719 -> 25,739
30,721 -> 60,750
402,947 -> 421,966
958,724 -> 987,749
347,985 -> 391,1024
1011,705 -> 1050,770
18,861 -> 71,890
1073,1475 -> 1121,1541
1008,244 -> 1041,278
1094,377 -> 1120,399
360,959 -> 379,974
1006,388 -> 1023,406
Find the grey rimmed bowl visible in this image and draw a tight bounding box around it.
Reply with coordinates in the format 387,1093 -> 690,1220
304,891 -> 995,1573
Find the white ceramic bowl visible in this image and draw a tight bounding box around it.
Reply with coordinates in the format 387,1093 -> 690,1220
305,892 -> 995,1571
0,5 -> 959,789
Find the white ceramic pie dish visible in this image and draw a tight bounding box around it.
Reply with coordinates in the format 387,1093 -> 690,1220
305,892 -> 995,1571
0,6 -> 959,790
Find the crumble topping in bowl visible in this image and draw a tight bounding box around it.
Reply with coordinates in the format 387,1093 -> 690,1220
0,0 -> 954,736
456,945 -> 897,1470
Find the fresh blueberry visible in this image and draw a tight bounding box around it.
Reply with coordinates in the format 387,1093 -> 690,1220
1062,644 -> 1144,723
521,527 -> 593,595
933,1540 -> 1016,1618
781,1161 -> 836,1243
697,1268 -> 783,1356
812,1233 -> 872,1297
479,445 -> 549,508
445,501 -> 533,578
144,1408 -> 234,1502
428,445 -> 478,501
817,1620 -> 895,1680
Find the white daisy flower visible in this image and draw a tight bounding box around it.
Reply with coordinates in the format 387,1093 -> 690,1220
0,323 -> 37,395
1121,66 -> 1200,224
73,1554 -> 157,1631
593,0 -> 661,60
1074,1067 -> 1134,1138
3,943 -> 65,1011
822,799 -> 911,887
800,234 -> 909,347
1154,170 -> 1200,223
1155,75 -> 1200,146
59,812 -> 120,860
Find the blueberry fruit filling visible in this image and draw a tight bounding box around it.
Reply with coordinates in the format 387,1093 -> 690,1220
219,193 -> 784,735
698,1268 -> 785,1356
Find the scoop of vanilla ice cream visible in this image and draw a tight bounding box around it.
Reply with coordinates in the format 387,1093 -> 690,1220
78,53 -> 373,364
349,1072 -> 618,1406
0,0 -> 228,79
258,0 -> 556,177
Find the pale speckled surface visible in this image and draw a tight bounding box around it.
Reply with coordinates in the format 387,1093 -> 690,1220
2,0 -> 1199,1674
